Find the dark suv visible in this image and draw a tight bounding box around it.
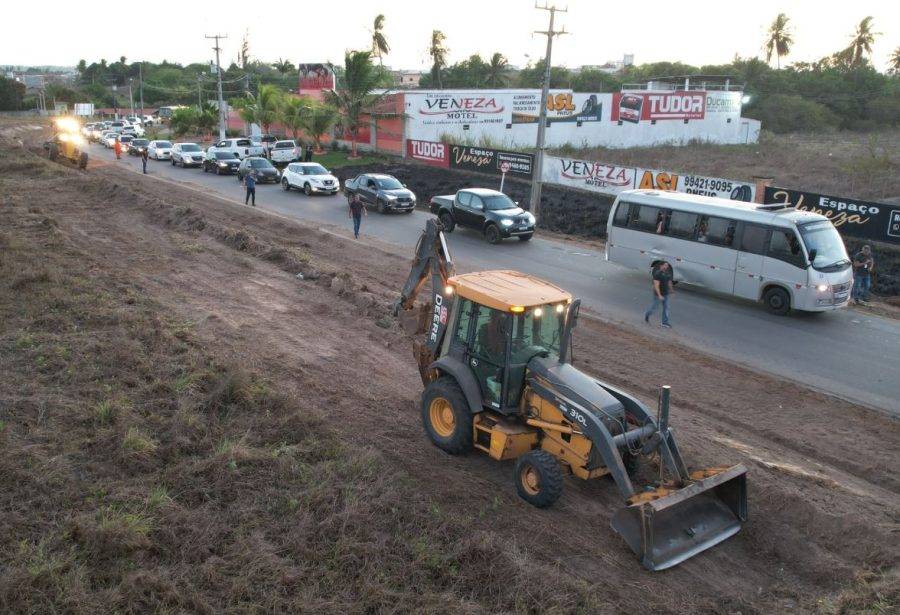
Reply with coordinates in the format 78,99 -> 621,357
203,151 -> 241,175
429,188 -> 536,243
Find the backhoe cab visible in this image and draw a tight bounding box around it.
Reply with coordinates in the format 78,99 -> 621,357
396,220 -> 748,570
44,116 -> 88,169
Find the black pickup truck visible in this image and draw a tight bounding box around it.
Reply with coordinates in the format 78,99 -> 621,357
343,173 -> 417,213
430,188 -> 535,244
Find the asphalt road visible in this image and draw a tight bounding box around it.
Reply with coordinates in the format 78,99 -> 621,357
90,143 -> 900,415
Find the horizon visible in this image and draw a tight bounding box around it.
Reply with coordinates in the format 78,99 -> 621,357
2,0 -> 897,73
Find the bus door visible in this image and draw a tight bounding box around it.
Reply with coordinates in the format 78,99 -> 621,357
733,223 -> 770,300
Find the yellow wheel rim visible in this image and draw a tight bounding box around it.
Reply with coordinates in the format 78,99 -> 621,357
429,398 -> 456,438
521,465 -> 541,495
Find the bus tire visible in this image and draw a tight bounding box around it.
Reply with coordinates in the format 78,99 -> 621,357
763,286 -> 791,316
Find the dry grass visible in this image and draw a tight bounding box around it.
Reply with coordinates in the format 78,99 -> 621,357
0,153 -> 602,613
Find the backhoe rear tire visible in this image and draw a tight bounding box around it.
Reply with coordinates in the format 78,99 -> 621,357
515,450 -> 563,508
421,377 -> 473,454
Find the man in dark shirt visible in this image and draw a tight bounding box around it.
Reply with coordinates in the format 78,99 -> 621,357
348,193 -> 366,238
644,262 -> 673,328
244,170 -> 257,207
140,147 -> 149,174
851,245 -> 874,304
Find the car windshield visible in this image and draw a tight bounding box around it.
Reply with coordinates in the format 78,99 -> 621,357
250,159 -> 274,169
303,165 -> 329,175
215,152 -> 237,159
377,177 -> 404,190
132,139 -> 148,146
798,220 -> 850,271
274,141 -> 294,148
156,141 -> 172,148
121,136 -> 133,142
510,304 -> 565,362
482,193 -> 518,211
180,144 -> 201,152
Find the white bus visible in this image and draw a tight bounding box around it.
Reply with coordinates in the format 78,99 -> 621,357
606,190 -> 853,314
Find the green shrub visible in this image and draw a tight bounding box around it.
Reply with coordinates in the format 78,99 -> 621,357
745,94 -> 841,133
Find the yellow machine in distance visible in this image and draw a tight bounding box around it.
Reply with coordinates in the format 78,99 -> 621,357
45,116 -> 88,169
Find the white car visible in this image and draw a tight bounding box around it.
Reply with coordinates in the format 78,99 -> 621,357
207,137 -> 265,160
102,132 -> 120,148
270,140 -> 302,164
122,123 -> 145,137
108,121 -> 126,133
81,123 -> 96,138
147,140 -> 173,160
142,114 -> 159,126
281,162 -> 340,195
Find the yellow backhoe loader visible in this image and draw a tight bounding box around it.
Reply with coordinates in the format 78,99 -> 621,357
44,117 -> 88,169
394,219 -> 748,570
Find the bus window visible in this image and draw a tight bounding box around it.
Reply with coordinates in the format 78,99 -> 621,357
667,210 -> 699,239
769,229 -> 805,268
630,205 -> 662,233
738,224 -> 769,255
612,201 -> 631,227
698,216 -> 736,246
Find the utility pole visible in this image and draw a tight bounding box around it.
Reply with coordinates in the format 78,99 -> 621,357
197,75 -> 203,108
205,34 -> 228,141
528,3 -> 567,226
138,62 -> 145,121
128,79 -> 135,115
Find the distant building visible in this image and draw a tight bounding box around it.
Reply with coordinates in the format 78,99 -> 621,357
577,55 -> 635,75
392,70 -> 424,88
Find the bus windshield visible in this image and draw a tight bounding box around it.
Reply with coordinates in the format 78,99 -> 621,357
798,221 -> 850,272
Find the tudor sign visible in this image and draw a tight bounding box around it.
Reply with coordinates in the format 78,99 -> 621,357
612,91 -> 706,122
406,139 -> 449,168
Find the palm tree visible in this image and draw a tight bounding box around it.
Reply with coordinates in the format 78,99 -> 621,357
764,13 -> 793,69
299,102 -> 339,153
486,52 -> 510,87
236,84 -> 283,135
326,51 -> 384,158
279,95 -> 312,142
890,47 -> 900,75
371,14 -> 390,65
843,16 -> 881,66
196,102 -> 218,138
272,59 -> 294,84
429,30 -> 448,89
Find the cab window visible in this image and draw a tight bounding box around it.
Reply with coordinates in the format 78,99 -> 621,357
697,216 -> 736,246
469,304 -> 509,407
469,195 -> 484,210
768,229 -> 805,267
612,201 -> 631,227
456,192 -> 472,207
738,224 -> 770,255
236,139 -> 250,146
452,299 -> 475,345
667,210 -> 699,239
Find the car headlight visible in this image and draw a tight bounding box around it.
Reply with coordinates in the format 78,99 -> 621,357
218,162 -> 228,167
500,219 -> 514,226
816,284 -> 830,292
384,194 -> 398,201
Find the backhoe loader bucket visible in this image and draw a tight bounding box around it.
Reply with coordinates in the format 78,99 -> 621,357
611,464 -> 747,571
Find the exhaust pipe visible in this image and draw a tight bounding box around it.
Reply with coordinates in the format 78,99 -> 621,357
611,464 -> 748,571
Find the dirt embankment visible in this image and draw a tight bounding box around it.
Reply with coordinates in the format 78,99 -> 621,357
2,136 -> 898,613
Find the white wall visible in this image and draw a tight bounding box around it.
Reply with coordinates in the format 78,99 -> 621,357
402,90 -> 754,149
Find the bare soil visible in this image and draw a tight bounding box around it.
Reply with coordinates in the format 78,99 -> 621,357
1,129 -> 898,613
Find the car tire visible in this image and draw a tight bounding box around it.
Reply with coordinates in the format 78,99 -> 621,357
377,199 -> 386,214
421,377 -> 474,455
282,178 -> 291,191
514,450 -> 564,508
485,224 -> 501,245
438,211 -> 455,232
518,234 -> 533,242
304,183 -> 312,196
763,287 -> 791,316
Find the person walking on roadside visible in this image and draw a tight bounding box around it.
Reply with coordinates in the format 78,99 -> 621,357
113,137 -> 122,160
243,169 -> 258,207
851,244 -> 874,304
644,262 -> 673,328
140,147 -> 149,174
348,192 -> 366,239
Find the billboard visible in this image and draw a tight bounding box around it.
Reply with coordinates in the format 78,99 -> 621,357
449,144 -> 533,177
611,91 -> 706,123
298,64 -> 335,91
73,103 -> 95,116
636,169 -> 755,201
542,156 -> 636,194
406,139 -> 449,168
413,92 -> 507,126
763,187 -> 899,244
511,92 -> 603,125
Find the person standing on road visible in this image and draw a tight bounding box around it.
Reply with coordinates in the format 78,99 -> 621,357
851,245 -> 874,304
348,192 -> 366,239
140,147 -> 149,174
243,169 -> 258,207
113,137 -> 122,160
644,262 -> 673,328
304,145 -> 313,162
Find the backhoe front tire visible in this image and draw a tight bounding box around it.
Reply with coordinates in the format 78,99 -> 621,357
438,212 -> 455,232
515,450 -> 563,508
421,377 -> 473,455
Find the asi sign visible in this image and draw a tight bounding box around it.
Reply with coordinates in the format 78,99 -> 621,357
612,92 -> 706,123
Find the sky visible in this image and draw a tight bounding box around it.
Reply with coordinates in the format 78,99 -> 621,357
3,0 -> 897,72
